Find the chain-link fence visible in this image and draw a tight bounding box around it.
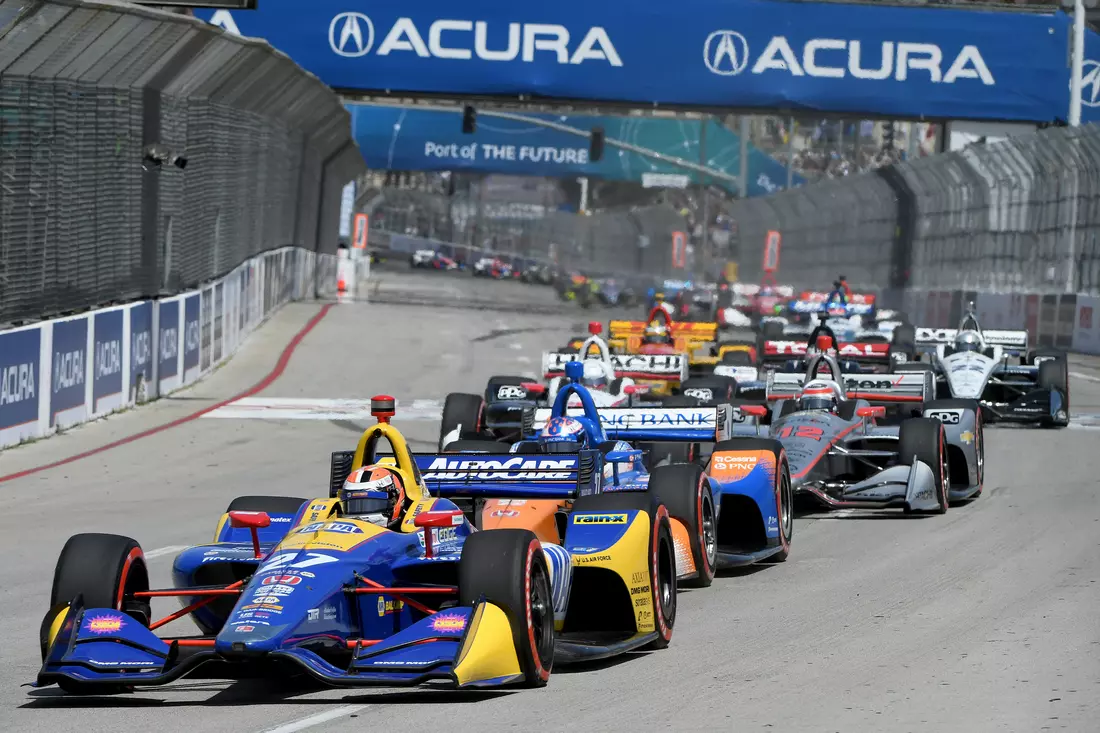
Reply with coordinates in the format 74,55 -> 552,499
365,188 -> 690,277
0,0 -> 363,328
729,123 -> 1100,299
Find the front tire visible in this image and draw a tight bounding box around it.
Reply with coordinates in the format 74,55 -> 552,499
459,529 -> 554,687
899,418 -> 950,514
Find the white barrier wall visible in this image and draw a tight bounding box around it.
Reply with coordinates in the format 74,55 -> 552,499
0,247 -> 334,450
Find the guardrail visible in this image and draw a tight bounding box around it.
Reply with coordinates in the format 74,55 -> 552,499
728,124 -> 1100,355
0,247 -> 336,450
0,0 -> 363,328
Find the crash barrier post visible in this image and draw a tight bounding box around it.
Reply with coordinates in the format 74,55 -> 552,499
0,1 -> 363,329
727,123 -> 1100,355
0,248 -> 337,451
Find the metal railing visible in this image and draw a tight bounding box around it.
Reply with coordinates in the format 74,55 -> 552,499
729,124 -> 1100,298
0,0 -> 364,328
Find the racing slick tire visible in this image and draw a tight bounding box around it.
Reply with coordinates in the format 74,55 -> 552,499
568,491 -> 676,649
922,399 -> 985,497
899,418 -> 950,514
1038,358 -> 1070,427
45,533 -> 152,679
648,463 -> 716,588
459,529 -> 555,688
439,393 -> 485,451
891,323 -> 917,362
711,438 -> 793,562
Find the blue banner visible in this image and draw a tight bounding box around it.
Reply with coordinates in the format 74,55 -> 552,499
350,106 -> 800,195
158,300 -> 180,382
92,310 -> 124,413
51,318 -> 88,427
0,328 -> 40,434
197,1 -> 1091,124
183,294 -> 201,376
130,302 -> 153,401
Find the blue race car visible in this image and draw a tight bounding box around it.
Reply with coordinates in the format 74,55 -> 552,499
36,396 -> 677,694
439,361 -> 793,589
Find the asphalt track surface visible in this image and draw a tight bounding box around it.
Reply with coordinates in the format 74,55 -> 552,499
2,271 -> 1099,732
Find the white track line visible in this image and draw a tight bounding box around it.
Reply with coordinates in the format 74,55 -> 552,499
1070,371 -> 1100,383
259,705 -> 368,733
144,545 -> 188,559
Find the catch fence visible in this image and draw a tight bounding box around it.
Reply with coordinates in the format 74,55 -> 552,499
0,0 -> 363,328
729,124 -> 1100,300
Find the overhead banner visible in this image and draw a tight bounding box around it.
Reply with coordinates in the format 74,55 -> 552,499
199,1 -> 1091,124
349,106 -> 801,195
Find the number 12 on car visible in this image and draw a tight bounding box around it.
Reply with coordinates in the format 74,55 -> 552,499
776,425 -> 824,440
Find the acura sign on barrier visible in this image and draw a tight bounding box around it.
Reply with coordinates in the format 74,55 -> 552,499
198,0 -> 1096,123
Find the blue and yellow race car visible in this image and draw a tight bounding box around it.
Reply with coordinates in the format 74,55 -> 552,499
439,361 -> 794,591
36,397 -> 678,694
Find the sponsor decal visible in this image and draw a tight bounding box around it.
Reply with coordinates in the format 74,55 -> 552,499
634,596 -> 648,608
631,571 -> 647,583
496,385 -> 527,400
572,513 -> 627,525
490,509 -> 520,518
684,387 -> 714,402
378,597 -> 405,616
307,609 -> 320,622
711,450 -> 775,483
421,456 -> 577,480
262,575 -> 303,586
925,409 -> 963,424
768,341 -> 888,358
573,553 -> 612,563
418,526 -> 460,546
235,625 -> 255,633
83,613 -> 125,635
261,551 -> 339,572
629,584 -> 649,596
323,605 -> 337,621
429,612 -> 467,634
959,430 -> 975,445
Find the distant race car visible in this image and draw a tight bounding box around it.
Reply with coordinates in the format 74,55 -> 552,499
608,306 -> 718,384
410,249 -> 458,270
439,324 -> 684,449
735,352 -> 984,510
717,282 -> 796,329
472,257 -> 512,278
759,315 -> 912,374
37,397 -> 680,694
905,305 -> 1069,426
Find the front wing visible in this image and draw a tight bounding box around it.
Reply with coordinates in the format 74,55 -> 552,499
796,462 -> 945,512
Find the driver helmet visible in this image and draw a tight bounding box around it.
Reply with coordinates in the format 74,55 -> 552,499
538,416 -> 588,454
580,360 -> 610,390
955,330 -> 983,353
760,285 -> 775,297
798,379 -> 842,413
642,322 -> 672,345
339,466 -> 407,528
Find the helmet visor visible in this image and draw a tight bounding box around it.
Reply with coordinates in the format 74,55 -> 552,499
342,489 -> 391,516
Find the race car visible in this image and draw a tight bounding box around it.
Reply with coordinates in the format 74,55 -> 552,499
37,398 -> 677,694
759,320 -> 911,374
439,323 -> 682,449
472,256 -> 512,278
608,306 -> 718,384
728,352 -> 984,509
717,282 -> 796,330
444,361 -> 792,585
906,306 -> 1069,426
410,249 -> 458,270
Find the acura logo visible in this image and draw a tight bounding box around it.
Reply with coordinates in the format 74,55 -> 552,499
703,30 -> 749,76
329,12 -> 375,58
1079,60 -> 1100,108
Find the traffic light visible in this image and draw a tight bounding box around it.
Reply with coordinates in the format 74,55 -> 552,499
462,106 -> 476,134
590,126 -> 605,162
883,121 -> 895,150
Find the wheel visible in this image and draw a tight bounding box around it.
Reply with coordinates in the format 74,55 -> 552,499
639,439 -> 695,470
1038,358 -> 1069,426
891,323 -> 916,359
486,375 -> 534,403
439,393 -> 485,451
330,451 -> 354,498
649,463 -> 716,588
568,492 -> 676,649
46,533 -> 151,663
899,418 -> 949,514
458,529 -> 554,688
711,437 -> 793,562
226,495 -> 309,514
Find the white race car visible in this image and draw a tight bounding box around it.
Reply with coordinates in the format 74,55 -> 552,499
542,331 -> 645,407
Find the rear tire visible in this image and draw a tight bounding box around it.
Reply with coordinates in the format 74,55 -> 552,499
459,529 -> 554,688
899,418 -> 949,514
649,463 -> 716,588
678,376 -> 737,405
440,393 -> 485,451
1038,358 -> 1070,426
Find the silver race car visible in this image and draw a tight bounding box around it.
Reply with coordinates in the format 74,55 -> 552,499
720,352 -> 984,510
905,305 -> 1069,427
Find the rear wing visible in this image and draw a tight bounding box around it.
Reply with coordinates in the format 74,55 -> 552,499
760,340 -> 892,365
766,371 -> 931,404
542,352 -> 688,382
413,453 -> 596,499
527,405 -> 737,442
609,319 -> 717,342
914,327 -> 1028,354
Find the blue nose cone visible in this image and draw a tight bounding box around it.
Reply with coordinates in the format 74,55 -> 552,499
565,360 -> 584,382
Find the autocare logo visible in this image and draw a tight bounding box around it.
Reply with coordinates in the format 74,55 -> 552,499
702,32 -> 994,85
421,456 -> 578,480
328,14 -> 622,66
